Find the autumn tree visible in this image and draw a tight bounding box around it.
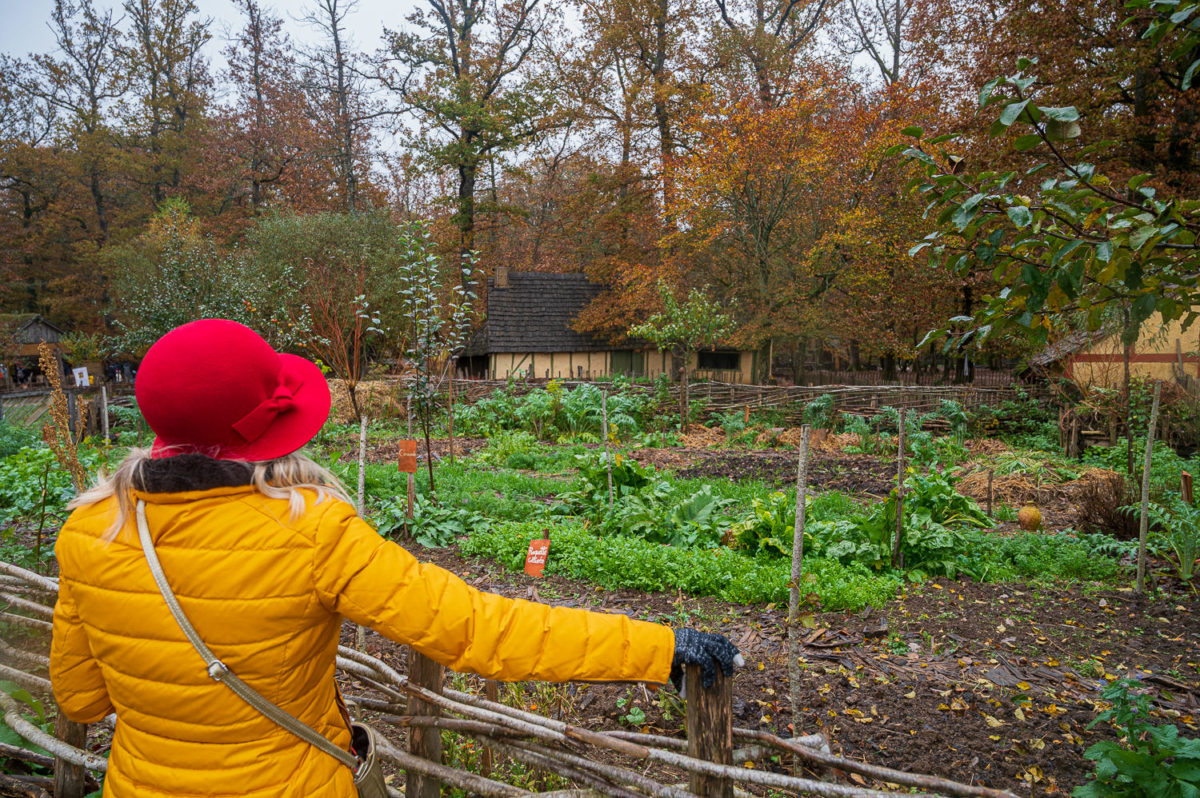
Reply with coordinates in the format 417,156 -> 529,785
246,211 -> 413,415
0,56 -> 59,314
121,0 -> 212,206
300,0 -> 374,212
395,223 -> 477,494
205,0 -> 319,217
26,0 -> 127,244
378,0 -> 560,262
710,0 -> 832,104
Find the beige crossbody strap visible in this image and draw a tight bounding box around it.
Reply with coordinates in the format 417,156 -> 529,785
135,500 -> 361,774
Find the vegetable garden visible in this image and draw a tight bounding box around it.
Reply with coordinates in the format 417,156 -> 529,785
3,377 -> 1199,796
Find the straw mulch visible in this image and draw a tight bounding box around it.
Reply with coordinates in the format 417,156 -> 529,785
752,428 -> 861,451
957,465 -> 1119,508
680,425 -> 726,448
966,438 -> 1011,456
328,379 -> 405,424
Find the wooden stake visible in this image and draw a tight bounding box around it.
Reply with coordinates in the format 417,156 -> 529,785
66,392 -> 78,439
891,409 -> 906,569
602,391 -> 614,508
685,663 -> 732,798
482,680 -> 499,777
357,414 -> 368,515
100,386 -> 109,445
408,649 -> 445,798
1183,471 -> 1194,506
53,717 -> 87,798
1137,381 -> 1162,593
787,425 -> 810,773
986,469 -> 994,517
448,366 -> 456,465
407,472 -> 416,522
354,414 -> 369,652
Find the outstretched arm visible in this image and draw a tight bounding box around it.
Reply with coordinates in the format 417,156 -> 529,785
311,499 -> 676,684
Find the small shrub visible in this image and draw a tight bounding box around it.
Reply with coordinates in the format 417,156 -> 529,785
376,494 -> 490,548
1074,679 -> 1200,798
0,422 -> 40,458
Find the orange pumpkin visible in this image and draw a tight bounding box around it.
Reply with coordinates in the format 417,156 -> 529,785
1018,504 -> 1043,531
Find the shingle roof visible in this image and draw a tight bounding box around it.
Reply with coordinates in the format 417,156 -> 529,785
467,273 -> 610,354
0,313 -> 65,343
1029,327 -> 1114,368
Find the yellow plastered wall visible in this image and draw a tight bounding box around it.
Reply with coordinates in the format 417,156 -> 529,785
490,352 -> 612,379
486,349 -> 753,381
1067,315 -> 1200,389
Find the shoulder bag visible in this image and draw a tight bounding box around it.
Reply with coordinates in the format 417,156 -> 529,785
135,500 -> 389,798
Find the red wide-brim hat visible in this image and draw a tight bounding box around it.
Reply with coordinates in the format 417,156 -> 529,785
136,319 -> 332,462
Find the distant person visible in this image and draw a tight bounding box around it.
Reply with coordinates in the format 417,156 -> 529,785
51,319 -> 741,797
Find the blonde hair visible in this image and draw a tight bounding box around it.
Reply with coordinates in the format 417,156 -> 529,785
71,448 -> 354,541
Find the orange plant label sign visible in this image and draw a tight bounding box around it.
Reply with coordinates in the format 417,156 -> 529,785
397,440 -> 418,473
524,539 -> 550,577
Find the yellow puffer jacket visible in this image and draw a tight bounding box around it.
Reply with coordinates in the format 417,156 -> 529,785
51,459 -> 675,797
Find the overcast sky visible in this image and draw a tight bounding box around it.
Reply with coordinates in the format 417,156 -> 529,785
0,0 -> 421,70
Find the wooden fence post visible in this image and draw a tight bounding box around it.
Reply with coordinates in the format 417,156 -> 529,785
686,664 -> 733,798
100,386 -> 109,444
891,409 -> 906,569
408,649 -> 445,798
1137,381 -> 1162,593
482,680 -> 499,777
602,391 -> 614,508
66,392 -> 79,439
54,717 -> 88,798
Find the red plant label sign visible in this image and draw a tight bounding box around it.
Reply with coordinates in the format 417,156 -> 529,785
524,539 -> 550,577
397,440 -> 418,473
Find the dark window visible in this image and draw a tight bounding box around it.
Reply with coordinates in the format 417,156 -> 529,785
697,350 -> 740,370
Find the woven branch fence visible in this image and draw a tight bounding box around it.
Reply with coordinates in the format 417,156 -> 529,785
0,561 -> 1019,798
448,379 -> 1043,418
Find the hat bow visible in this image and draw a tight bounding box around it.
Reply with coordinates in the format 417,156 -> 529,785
232,370 -> 305,444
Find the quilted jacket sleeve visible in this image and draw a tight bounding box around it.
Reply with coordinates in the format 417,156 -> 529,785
311,499 -> 675,684
50,578 -> 115,723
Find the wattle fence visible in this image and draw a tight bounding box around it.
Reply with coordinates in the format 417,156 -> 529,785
449,378 -> 1043,419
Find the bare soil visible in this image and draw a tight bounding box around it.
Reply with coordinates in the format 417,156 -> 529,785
386,542 -> 1200,795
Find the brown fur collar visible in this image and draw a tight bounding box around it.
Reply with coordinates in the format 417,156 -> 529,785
134,455 -> 255,493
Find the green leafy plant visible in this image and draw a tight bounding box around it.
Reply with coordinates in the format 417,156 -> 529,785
0,422 -> 40,458
462,519 -> 901,609
616,692 -> 647,727
376,494 -> 490,548
1149,498 -> 1200,584
0,681 -> 51,760
1074,678 -> 1200,797
729,492 -> 796,557
802,394 -> 837,431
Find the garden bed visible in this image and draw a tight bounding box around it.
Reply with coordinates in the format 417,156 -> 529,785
363,539 -> 1200,794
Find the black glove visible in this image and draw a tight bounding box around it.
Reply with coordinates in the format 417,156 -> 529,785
669,628 -> 744,693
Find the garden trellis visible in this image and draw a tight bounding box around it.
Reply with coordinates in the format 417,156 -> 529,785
0,559 -> 1021,798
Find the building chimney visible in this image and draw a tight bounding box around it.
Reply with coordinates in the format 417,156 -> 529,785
495,266 -> 509,288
